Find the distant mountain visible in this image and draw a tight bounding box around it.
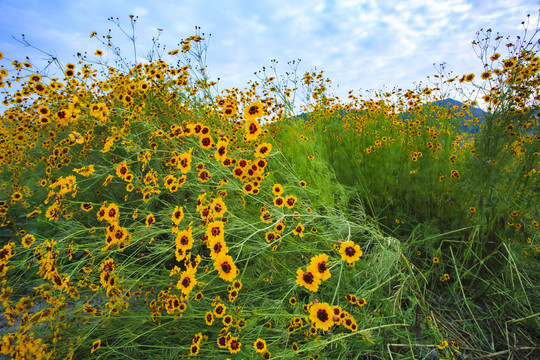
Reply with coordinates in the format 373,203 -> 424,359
400,98 -> 487,133
287,98 -> 488,134
431,98 -> 487,118
430,98 -> 486,133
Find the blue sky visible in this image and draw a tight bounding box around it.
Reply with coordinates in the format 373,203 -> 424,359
1,0 -> 539,108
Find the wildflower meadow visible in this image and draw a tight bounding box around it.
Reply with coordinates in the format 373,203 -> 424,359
0,15 -> 538,360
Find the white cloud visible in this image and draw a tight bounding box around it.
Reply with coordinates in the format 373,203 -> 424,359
131,7 -> 148,16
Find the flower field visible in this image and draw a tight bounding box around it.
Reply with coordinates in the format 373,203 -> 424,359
0,18 -> 538,360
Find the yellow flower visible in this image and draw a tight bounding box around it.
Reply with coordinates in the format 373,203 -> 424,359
292,223 -> 304,237
73,165 -> 95,177
310,302 -> 334,331
255,142 -> 272,158
81,203 -> 93,212
69,131 -> 84,144
21,234 -> 36,248
307,253 -> 331,281
91,339 -> 101,354
245,119 -> 262,141
228,336 -> 241,353
175,226 -> 194,251
214,139 -> 229,161
272,184 -> 283,196
145,214 -> 156,227
208,238 -> 228,260
213,303 -> 226,318
171,206 -> 184,226
285,195 -> 297,209
296,268 -> 321,292
206,220 -> 225,243
177,149 -> 193,173
189,343 -> 199,356
115,161 -> 130,180
214,253 -> 238,282
205,311 -> 214,325
104,203 -> 120,224
339,240 -> 363,264
244,100 -> 264,121
177,268 -> 197,296
253,339 -> 267,353
211,197 -> 227,218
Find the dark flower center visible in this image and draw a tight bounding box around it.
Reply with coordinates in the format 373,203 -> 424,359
221,263 -> 231,273
317,309 -> 329,322
303,273 -> 314,284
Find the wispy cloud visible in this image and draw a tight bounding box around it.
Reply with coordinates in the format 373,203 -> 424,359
0,0 -> 538,102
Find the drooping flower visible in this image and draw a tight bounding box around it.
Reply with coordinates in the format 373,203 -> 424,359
292,223 -> 304,238
145,213 -> 156,227
205,311 -> 214,325
91,339 -> 101,354
171,206 -> 184,226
